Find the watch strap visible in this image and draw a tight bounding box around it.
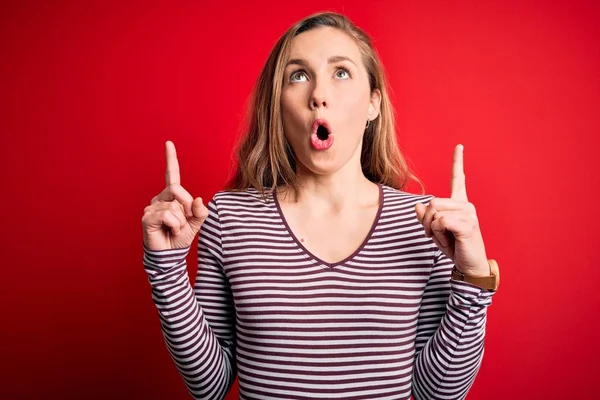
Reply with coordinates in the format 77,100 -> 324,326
451,259 -> 500,291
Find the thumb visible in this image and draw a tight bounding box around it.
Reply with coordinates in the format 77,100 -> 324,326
415,203 -> 426,223
188,197 -> 209,233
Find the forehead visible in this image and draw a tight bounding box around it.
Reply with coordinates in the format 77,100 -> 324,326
288,26 -> 361,63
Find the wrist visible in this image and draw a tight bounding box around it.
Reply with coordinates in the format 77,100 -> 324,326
461,262 -> 491,278
452,260 -> 500,291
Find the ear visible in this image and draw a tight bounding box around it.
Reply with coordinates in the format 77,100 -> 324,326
367,88 -> 381,121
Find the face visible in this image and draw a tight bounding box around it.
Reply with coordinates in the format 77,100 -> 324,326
280,26 -> 381,177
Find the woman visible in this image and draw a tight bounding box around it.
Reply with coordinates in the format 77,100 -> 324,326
142,11 -> 499,400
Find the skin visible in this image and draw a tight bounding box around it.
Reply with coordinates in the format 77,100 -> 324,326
277,26 -> 381,217
280,26 -> 381,185
142,141 -> 208,251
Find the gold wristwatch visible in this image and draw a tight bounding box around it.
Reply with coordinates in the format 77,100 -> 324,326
451,259 -> 500,291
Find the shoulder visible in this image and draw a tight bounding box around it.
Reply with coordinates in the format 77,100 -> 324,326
211,187 -> 273,203
208,187 -> 277,215
381,184 -> 435,210
377,185 -> 438,251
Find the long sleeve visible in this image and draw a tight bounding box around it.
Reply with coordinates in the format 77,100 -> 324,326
143,198 -> 236,400
411,248 -> 495,399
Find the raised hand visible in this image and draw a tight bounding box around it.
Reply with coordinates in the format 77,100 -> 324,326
415,144 -> 489,276
142,141 -> 209,251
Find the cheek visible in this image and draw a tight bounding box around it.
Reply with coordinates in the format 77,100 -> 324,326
280,92 -> 304,149
281,91 -> 304,128
339,87 -> 370,114
337,89 -> 371,135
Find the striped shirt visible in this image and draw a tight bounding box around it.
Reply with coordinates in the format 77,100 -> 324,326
143,184 -> 495,400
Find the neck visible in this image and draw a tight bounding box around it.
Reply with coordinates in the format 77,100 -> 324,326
279,159 -> 378,212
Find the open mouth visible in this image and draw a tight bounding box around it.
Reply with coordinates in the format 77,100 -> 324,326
312,118 -> 332,138
316,124 -> 330,140
310,118 -> 334,150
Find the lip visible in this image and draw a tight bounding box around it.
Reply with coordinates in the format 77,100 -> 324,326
312,118 -> 332,136
310,118 -> 334,151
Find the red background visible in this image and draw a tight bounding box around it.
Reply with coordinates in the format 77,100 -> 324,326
2,0 -> 599,399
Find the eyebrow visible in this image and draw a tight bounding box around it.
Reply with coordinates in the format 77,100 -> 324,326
286,55 -> 357,68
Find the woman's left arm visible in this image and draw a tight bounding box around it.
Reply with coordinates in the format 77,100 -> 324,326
412,144 -> 499,399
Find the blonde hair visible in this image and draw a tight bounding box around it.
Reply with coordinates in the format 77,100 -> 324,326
226,11 -> 423,195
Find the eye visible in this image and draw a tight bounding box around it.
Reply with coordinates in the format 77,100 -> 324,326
335,68 -> 351,79
290,70 -> 308,82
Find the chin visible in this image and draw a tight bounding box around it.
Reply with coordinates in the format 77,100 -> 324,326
299,154 -> 348,177
292,138 -> 362,177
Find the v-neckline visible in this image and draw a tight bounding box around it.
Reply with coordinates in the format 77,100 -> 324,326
273,183 -> 384,268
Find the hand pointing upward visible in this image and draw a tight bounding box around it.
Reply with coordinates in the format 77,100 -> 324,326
415,144 -> 490,277
142,141 -> 209,251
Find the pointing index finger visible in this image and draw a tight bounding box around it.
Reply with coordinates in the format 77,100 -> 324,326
451,144 -> 468,201
165,140 -> 181,186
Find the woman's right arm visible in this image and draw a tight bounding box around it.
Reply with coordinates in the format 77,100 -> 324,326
141,141 -> 236,400
143,199 -> 236,400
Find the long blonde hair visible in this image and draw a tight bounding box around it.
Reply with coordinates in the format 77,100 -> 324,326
226,11 -> 423,194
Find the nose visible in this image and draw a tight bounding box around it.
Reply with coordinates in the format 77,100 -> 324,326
311,97 -> 327,109
309,80 -> 328,110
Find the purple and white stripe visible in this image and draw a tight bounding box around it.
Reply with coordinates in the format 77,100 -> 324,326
143,185 -> 494,400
